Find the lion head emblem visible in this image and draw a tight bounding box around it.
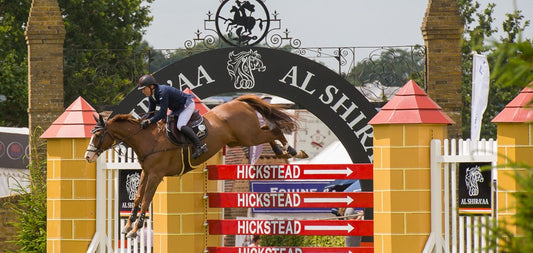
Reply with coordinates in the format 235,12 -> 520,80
227,49 -> 266,89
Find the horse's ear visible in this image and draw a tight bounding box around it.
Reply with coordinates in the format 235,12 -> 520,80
99,114 -> 106,126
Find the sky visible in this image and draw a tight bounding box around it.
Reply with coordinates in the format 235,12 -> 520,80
144,0 -> 533,49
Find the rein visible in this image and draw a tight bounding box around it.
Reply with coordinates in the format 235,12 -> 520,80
89,122 -> 185,163
89,119 -> 194,176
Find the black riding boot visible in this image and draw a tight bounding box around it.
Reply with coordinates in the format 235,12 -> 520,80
181,126 -> 208,158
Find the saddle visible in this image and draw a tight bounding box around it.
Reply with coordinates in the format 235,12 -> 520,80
166,110 -> 208,146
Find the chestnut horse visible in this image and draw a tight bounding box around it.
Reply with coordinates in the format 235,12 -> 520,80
84,94 -> 307,238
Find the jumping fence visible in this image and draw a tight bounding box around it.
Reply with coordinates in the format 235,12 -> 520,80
89,138 -> 499,253
89,146 -> 152,253
89,146 -> 374,253
205,163 -> 374,253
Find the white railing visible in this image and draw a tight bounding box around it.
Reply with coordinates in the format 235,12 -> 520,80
88,145 -> 152,253
425,139 -> 498,253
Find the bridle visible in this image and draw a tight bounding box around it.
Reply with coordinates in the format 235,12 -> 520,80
86,119 -> 154,160
86,124 -> 112,156
87,116 -> 184,163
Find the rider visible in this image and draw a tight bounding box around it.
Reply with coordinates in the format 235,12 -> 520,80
137,74 -> 208,159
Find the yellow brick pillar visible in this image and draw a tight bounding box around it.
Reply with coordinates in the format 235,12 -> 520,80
492,87 -> 533,234
153,153 -> 223,253
369,81 -> 453,253
41,97 -> 99,252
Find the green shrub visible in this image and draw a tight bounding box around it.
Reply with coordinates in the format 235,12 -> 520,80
485,162 -> 533,252
261,235 -> 343,247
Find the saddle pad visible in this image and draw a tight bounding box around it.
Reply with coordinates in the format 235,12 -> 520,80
166,110 -> 208,145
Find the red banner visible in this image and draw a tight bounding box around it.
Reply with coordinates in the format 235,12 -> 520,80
208,220 -> 373,236
207,164 -> 373,180
207,246 -> 374,253
207,192 -> 373,208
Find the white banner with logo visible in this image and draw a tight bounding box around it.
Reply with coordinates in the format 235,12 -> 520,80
471,54 -> 490,141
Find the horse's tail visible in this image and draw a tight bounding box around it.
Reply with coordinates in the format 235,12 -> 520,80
236,95 -> 298,133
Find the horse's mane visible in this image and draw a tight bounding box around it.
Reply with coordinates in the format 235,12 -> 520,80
235,95 -> 298,133
107,114 -> 139,124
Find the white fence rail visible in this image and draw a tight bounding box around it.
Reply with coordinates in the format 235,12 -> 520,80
425,139 -> 498,253
88,145 -> 152,253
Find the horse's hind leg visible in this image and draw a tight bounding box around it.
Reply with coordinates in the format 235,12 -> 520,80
258,124 -> 308,158
122,171 -> 147,234
266,127 -> 299,157
127,173 -> 163,239
268,141 -> 284,156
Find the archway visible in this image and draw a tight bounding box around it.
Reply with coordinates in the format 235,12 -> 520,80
113,47 -> 377,163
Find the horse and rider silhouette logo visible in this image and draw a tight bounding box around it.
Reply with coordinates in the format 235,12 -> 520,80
216,0 -> 270,46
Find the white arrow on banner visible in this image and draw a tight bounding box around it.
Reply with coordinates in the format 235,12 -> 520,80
303,196 -> 354,205
304,223 -> 354,233
303,167 -> 353,176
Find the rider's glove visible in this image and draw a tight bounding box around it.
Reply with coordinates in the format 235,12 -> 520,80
140,119 -> 151,129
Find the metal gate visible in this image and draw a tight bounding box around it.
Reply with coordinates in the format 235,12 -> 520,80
425,139 -> 498,253
88,145 -> 152,253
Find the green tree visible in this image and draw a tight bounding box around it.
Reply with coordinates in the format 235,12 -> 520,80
345,47 -> 425,88
149,37 -> 233,72
60,0 -> 154,108
458,0 -> 531,138
0,0 -> 154,127
463,4 -> 533,252
0,0 -> 31,126
491,39 -> 533,88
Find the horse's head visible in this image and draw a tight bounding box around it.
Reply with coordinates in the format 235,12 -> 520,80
85,114 -> 115,163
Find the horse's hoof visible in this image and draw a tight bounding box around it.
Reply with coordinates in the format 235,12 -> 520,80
295,150 -> 309,159
122,225 -> 132,235
126,230 -> 138,239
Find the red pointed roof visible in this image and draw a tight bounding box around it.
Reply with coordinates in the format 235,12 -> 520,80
41,97 -> 99,138
369,80 -> 455,125
183,88 -> 210,115
492,86 -> 533,123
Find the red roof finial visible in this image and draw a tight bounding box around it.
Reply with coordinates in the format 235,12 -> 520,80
369,80 -> 455,125
492,86 -> 533,123
41,97 -> 99,138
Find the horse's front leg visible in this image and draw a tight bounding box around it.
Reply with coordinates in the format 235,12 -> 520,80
126,173 -> 163,239
122,170 -> 147,234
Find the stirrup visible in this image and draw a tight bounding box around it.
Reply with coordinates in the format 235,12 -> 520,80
192,144 -> 208,159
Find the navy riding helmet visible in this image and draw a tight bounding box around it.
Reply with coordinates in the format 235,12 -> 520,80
137,74 -> 157,90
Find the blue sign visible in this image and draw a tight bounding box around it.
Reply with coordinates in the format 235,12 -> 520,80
250,181 -> 333,213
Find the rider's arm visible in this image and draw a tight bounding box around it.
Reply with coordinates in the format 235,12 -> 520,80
142,98 -> 157,120
148,93 -> 168,124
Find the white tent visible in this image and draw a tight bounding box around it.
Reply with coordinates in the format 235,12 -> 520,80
293,140 -> 352,164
